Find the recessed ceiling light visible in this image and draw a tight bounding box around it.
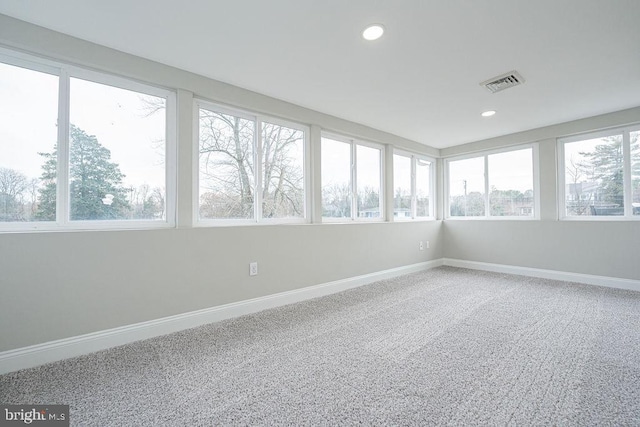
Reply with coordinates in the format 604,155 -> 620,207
362,24 -> 385,41
481,110 -> 496,117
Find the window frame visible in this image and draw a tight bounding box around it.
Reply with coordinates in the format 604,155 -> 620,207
194,99 -> 311,226
557,125 -> 640,221
444,143 -> 539,220
0,48 -> 177,232
321,132 -> 386,223
393,149 -> 436,221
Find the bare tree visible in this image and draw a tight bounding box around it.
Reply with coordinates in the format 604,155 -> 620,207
26,178 -> 40,217
0,167 -> 29,220
0,167 -> 28,198
198,111 -> 304,219
127,183 -> 165,219
566,155 -> 593,215
322,183 -> 351,218
261,122 -> 304,217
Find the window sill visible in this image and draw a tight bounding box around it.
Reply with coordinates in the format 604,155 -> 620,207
195,218 -> 309,227
560,216 -> 640,221
444,216 -> 539,221
0,220 -> 175,234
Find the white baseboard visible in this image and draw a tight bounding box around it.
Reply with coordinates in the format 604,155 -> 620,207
0,259 -> 443,375
443,258 -> 640,292
4,257 -> 633,375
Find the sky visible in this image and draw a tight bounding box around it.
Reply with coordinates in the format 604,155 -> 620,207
393,154 -> 411,196
70,77 -> 166,188
0,61 -> 166,192
392,154 -> 431,200
0,62 -> 58,179
449,148 -> 533,197
321,137 -> 382,192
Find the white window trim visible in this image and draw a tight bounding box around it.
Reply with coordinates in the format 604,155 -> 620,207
444,143 -> 539,220
392,151 -> 413,222
194,99 -> 310,226
0,49 -> 177,232
259,115 -> 311,224
320,132 -> 386,223
557,125 -> 640,221
0,49 -> 61,76
393,149 -> 436,221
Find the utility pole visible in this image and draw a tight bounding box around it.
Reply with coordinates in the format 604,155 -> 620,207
463,179 -> 467,216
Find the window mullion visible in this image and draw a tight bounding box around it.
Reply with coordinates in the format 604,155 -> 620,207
484,155 -> 489,217
351,142 -> 357,220
56,69 -> 71,226
378,145 -> 385,221
411,156 -> 417,219
623,131 -> 632,217
255,119 -> 263,223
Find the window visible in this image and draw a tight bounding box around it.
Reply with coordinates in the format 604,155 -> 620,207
393,151 -> 434,219
488,149 -> 534,217
0,61 -> 58,223
0,51 -> 175,230
448,156 -> 485,217
69,78 -> 168,221
321,137 -> 351,219
446,146 -> 536,218
415,158 -> 431,217
393,154 -> 412,218
261,121 -> 305,219
559,127 -> 640,218
321,135 -> 384,221
356,145 -> 382,218
196,101 -> 308,224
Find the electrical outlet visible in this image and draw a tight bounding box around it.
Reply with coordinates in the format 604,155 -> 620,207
419,241 -> 424,251
249,262 -> 258,276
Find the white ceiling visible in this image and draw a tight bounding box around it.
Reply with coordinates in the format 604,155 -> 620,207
1,0 -> 639,148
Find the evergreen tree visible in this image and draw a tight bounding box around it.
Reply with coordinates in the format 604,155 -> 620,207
34,149 -> 57,221
580,136 -> 624,206
36,124 -> 130,220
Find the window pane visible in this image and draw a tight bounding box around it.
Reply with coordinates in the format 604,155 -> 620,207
416,159 -> 431,217
632,131 -> 640,216
261,122 -> 305,219
393,154 -> 411,219
564,135 -> 624,216
321,137 -> 351,218
357,145 -> 382,218
199,109 -> 255,220
449,157 -> 485,217
69,78 -> 166,221
488,148 -> 533,216
0,62 -> 58,222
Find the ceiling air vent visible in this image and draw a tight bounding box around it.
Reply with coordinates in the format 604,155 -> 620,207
481,71 -> 525,93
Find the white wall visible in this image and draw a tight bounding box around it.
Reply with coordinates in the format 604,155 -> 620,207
0,222 -> 443,351
442,109 -> 640,281
0,15 -> 442,352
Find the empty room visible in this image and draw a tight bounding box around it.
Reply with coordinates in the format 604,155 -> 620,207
0,1 -> 639,425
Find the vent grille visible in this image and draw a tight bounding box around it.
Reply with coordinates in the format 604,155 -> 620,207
481,71 -> 524,93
